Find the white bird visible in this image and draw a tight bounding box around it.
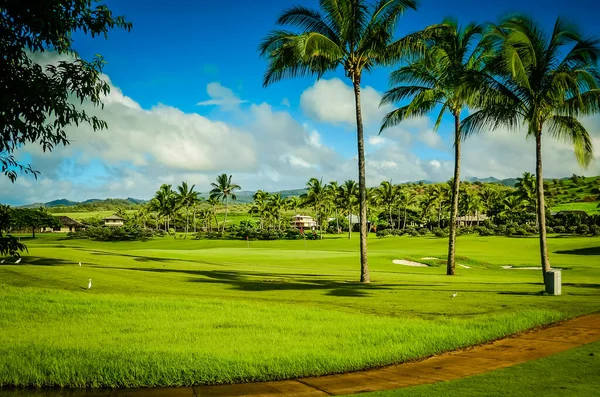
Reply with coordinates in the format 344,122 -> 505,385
87,279 -> 92,290
451,292 -> 458,298
15,258 -> 22,264
0,259 -> 5,264
79,262 -> 82,267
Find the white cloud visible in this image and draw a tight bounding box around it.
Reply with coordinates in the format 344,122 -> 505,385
368,136 -> 385,146
281,98 -> 290,107
196,82 -> 248,108
417,129 -> 444,149
300,78 -> 387,126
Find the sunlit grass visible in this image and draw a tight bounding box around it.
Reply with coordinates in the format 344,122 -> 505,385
0,234 -> 599,387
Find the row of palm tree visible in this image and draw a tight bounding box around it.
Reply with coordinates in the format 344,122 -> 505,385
260,0 -> 599,289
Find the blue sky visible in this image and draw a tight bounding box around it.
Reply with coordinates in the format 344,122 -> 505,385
3,0 -> 600,205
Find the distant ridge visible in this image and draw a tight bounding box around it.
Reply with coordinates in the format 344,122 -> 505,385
19,176 -> 579,207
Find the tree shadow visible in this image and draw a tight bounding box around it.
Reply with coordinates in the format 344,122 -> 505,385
0,257 -> 74,266
497,291 -> 545,296
555,247 -> 600,256
563,283 -> 600,289
111,267 -> 392,297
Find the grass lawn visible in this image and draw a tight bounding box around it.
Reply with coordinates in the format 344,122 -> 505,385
353,341 -> 600,397
50,210 -> 137,221
0,234 -> 599,388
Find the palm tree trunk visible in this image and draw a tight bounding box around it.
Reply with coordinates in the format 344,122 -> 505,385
404,207 -> 407,229
389,206 -> 393,230
348,209 -> 351,239
535,129 -> 551,286
353,78 -> 370,283
223,197 -> 228,233
446,113 -> 461,276
193,207 -> 197,233
335,209 -> 339,234
185,206 -> 189,238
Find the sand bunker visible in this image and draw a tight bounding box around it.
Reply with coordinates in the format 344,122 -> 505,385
421,257 -> 439,260
393,259 -> 429,267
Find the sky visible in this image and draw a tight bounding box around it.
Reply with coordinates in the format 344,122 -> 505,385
3,0 -> 600,205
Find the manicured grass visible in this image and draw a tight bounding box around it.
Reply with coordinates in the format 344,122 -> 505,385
51,210 -> 137,220
0,234 -> 599,387
353,341 -> 600,397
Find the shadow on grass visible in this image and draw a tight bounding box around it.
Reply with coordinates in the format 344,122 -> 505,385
498,291 -> 545,296
563,283 -> 600,289
110,267 -> 391,297
555,247 -> 600,256
0,257 -> 75,266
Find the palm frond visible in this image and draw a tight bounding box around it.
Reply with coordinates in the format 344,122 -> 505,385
546,115 -> 594,168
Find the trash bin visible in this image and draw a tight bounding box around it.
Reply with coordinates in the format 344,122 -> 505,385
544,269 -> 561,296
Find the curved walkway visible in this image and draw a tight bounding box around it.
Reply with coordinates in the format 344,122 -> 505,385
2,314 -> 599,396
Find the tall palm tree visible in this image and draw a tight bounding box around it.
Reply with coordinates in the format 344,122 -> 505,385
250,190 -> 270,230
375,180 -> 398,229
209,174 -> 241,233
340,180 -> 359,239
259,0 -> 421,283
176,181 -> 198,238
268,194 -> 285,230
154,184 -> 176,231
381,19 -> 488,275
302,177 -> 327,239
191,195 -> 204,234
284,196 -> 302,214
515,172 -> 537,223
398,188 -> 418,229
326,181 -> 341,233
462,15 -> 599,287
205,197 -> 220,232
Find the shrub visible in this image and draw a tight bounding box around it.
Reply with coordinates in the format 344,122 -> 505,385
432,227 -> 447,238
545,226 -> 554,234
505,227 -> 516,236
418,228 -> 429,236
576,224 -> 589,235
406,228 -> 420,237
553,225 -> 566,234
391,229 -> 403,236
514,227 -> 529,236
590,225 -> 600,236
477,227 -> 495,236
69,226 -> 155,241
567,226 -> 578,234
376,229 -> 391,237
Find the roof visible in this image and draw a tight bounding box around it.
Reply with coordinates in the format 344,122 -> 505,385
103,214 -> 125,220
55,216 -> 83,227
556,210 -> 588,216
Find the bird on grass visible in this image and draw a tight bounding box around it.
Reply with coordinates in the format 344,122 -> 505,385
79,262 -> 82,267
0,259 -> 5,264
451,292 -> 458,299
87,279 -> 92,290
15,258 -> 22,264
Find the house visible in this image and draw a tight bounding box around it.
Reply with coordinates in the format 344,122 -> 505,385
42,216 -> 85,233
103,214 -> 125,227
456,214 -> 488,227
290,214 -> 317,230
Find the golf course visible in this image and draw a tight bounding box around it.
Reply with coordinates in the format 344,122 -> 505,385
1,233 -> 598,388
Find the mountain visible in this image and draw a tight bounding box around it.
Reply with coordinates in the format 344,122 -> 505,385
465,176 -> 518,187
19,197 -> 147,208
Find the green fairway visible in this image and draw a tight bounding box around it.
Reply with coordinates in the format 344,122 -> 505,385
0,234 -> 599,387
354,341 -> 600,397
551,202 -> 600,214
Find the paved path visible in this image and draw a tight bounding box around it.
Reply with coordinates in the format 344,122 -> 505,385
2,314 -> 599,396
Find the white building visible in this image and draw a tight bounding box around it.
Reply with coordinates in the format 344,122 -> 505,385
290,214 -> 317,230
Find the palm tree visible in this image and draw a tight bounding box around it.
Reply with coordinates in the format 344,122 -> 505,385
268,193 -> 285,230
515,172 -> 537,223
250,190 -> 270,230
191,195 -> 204,234
176,181 -> 198,238
381,19 -> 488,276
398,188 -> 418,229
326,181 -> 341,233
462,15 -> 599,287
375,181 -> 397,229
205,197 -> 220,232
209,174 -> 241,233
154,184 -> 176,231
302,177 -> 327,239
259,0 -> 421,283
340,180 -> 359,239
284,196 -> 302,214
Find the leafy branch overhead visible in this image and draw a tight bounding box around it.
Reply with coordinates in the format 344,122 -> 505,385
0,0 -> 132,181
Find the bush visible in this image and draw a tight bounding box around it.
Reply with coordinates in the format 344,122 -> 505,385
391,229 -> 403,236
514,227 -> 529,236
432,227 -> 448,238
505,226 -> 516,236
545,226 -> 554,234
477,226 -> 495,236
590,225 -> 600,236
553,225 -> 566,234
495,225 -> 507,236
576,224 -> 590,235
418,228 -> 429,236
406,228 -> 420,237
567,225 -> 578,234
68,226 -> 155,241
376,229 -> 391,237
